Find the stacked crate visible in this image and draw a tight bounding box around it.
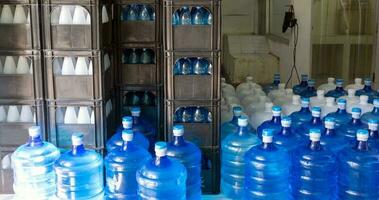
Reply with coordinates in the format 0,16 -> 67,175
114,0 -> 163,138
41,0 -> 116,153
0,0 -> 43,193
163,0 -> 221,194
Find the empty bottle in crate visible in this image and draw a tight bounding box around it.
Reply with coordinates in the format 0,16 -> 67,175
355,78 -> 378,103
257,105 -> 282,137
337,129 -> 379,199
105,129 -> 152,199
12,126 -> 60,199
292,129 -> 337,199
300,79 -> 317,98
123,48 -> 155,64
55,133 -> 104,199
173,6 -> 211,25
325,79 -> 347,98
137,142 -> 187,200
167,125 -> 202,200
290,97 -> 312,129
107,116 -> 149,152
175,106 -> 211,123
317,77 -> 335,93
361,99 -> 379,125
122,4 -> 155,21
263,73 -> 280,94
336,107 -> 367,140
244,129 -> 292,199
295,107 -> 324,139
324,98 -> 351,127
221,116 -> 260,199
236,76 -> 262,99
292,74 -> 309,95
321,117 -> 349,153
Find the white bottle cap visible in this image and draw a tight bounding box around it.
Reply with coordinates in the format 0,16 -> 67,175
246,76 -> 253,82
285,88 -> 293,95
130,107 -> 141,117
278,83 -> 286,90
351,107 -> 362,119
238,116 -> 248,127
122,129 -> 134,142
324,117 -> 335,129
173,125 -> 184,136
360,95 -> 369,104
28,126 -> 41,138
262,129 -> 274,143
72,132 -> 84,146
348,89 -> 356,97
355,78 -> 362,85
281,117 -> 291,127
122,116 -> 133,129
312,107 -> 321,117
309,129 -> 321,142
155,142 -> 167,157
326,97 -> 335,106
328,77 -> 335,84
356,129 -> 369,141
221,77 -> 226,83
317,90 -> 325,97
368,119 -> 379,131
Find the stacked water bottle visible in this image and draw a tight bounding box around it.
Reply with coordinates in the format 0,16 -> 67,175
221,74 -> 379,199
0,1 -> 44,193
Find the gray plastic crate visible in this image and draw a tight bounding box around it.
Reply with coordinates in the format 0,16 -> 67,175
115,0 -> 161,43
165,50 -> 220,100
0,0 -> 41,50
201,146 -> 220,194
0,50 -> 43,100
163,0 -> 220,51
44,49 -> 114,101
46,97 -> 116,151
164,99 -> 220,147
117,43 -> 162,86
0,150 -> 14,194
0,99 -> 46,152
42,0 -> 113,50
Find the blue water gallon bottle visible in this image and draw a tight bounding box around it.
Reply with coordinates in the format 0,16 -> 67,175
105,129 -> 151,199
12,126 -> 60,199
166,125 -> 202,200
274,117 -> 303,154
137,142 -> 187,200
337,129 -> 379,199
325,79 -> 348,98
300,79 -> 317,98
257,105 -> 282,137
293,74 -> 309,95
355,78 -> 378,103
107,116 -> 149,152
324,98 -> 352,127
321,117 -> 349,153
55,133 -> 104,199
290,97 -> 312,128
295,106 -> 325,138
361,98 -> 379,124
244,129 -> 292,199
292,129 -> 337,199
336,107 -> 367,140
221,116 -> 260,199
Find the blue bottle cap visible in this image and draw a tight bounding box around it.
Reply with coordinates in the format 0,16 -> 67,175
262,129 -> 274,143
309,129 -> 321,141
324,117 -> 335,123
122,116 -> 133,129
122,116 -> 133,122
281,117 -> 291,127
311,107 -> 321,117
130,107 -> 141,116
122,129 -> 134,142
337,98 -> 347,104
356,129 -> 369,141
28,126 -> 41,138
351,107 -> 362,113
173,125 -> 185,136
72,132 -> 84,145
155,142 -> 167,156
324,117 -> 335,129
336,79 -> 344,86
238,116 -> 248,127
368,120 -> 379,131
374,99 -> 379,107
368,119 -> 379,124
364,78 -> 372,85
272,106 -> 282,112
301,97 -> 310,103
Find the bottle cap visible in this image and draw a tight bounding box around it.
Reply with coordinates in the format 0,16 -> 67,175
238,116 -> 248,127
326,97 -> 335,105
301,97 -> 310,107
173,125 -> 185,136
221,77 -> 226,83
246,76 -> 253,82
293,95 -> 301,103
233,106 -> 242,117
364,78 -> 372,86
309,129 -> 321,142
28,126 -> 41,138
281,117 -> 291,127
285,88 -> 293,94
312,107 -> 321,117
278,83 -> 286,90
337,98 -> 346,109
355,78 -> 362,84
262,129 -> 274,143
130,107 -> 141,117
356,129 -> 369,141
374,99 -> 379,107
351,107 -> 362,119
317,90 -> 325,96
347,89 -> 356,96
368,119 -> 379,131
122,116 -> 133,129
336,79 -> 344,87
272,106 -> 282,116
328,77 -> 335,83
301,74 -> 308,81
360,95 -> 369,104
72,132 -> 84,146
274,74 -> 280,80
122,129 -> 134,142
324,117 -> 335,129
308,79 -> 315,86
155,142 -> 167,157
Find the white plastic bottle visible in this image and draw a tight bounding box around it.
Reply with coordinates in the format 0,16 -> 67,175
320,97 -> 337,118
345,78 -> 364,90
318,77 -> 336,93
274,88 -> 294,106
244,95 -> 271,116
268,83 -> 286,101
282,95 -> 301,115
250,102 -> 274,129
347,95 -> 373,114
338,89 -> 359,107
310,90 -> 326,108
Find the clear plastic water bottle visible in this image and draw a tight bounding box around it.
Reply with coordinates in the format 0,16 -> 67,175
12,126 -> 60,199
339,89 -> 359,107
355,78 -> 378,103
293,74 -> 309,95
367,119 -> 379,148
138,4 -> 151,21
166,125 -> 202,200
172,9 -> 180,25
274,117 -> 303,154
179,6 -> 191,25
361,99 -> 379,125
300,79 -> 317,98
221,116 -> 260,198
107,116 -> 149,152
292,129 -> 337,199
236,76 -> 262,97
324,98 -> 352,127
140,48 -> 153,64
337,129 -> 379,199
105,129 -> 152,199
336,107 -> 367,140
310,90 -> 326,108
193,57 -> 209,75
175,58 -> 192,75
345,78 -> 364,91
55,133 -> 104,199
325,79 -> 347,98
257,105 -> 282,137
317,77 -> 336,93
321,117 -> 349,153
282,95 -> 301,115
250,102 -> 274,129
126,4 -> 138,21
263,73 -> 280,94
320,97 -> 337,118
244,129 -> 292,199
191,6 -> 206,25
136,142 -> 187,200
290,97 -> 312,128
127,48 -> 139,64
295,106 -> 324,139
347,95 -> 373,114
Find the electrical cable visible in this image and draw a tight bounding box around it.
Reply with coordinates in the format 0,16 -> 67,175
285,21 -> 300,87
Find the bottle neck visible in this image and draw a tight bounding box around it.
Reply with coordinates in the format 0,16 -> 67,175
337,108 -> 347,114
231,115 -> 239,124
308,86 -> 316,91
122,141 -> 134,151
309,141 -> 322,151
72,144 -> 86,155
262,142 -> 275,150
271,115 -> 281,124
355,141 -> 369,151
373,107 -> 379,114
312,116 -> 321,124
336,86 -> 344,91
369,130 -> 379,139
364,85 -> 372,91
300,107 -> 310,113
173,136 -> 186,146
300,80 -> 308,86
238,126 -> 248,136
273,80 -> 280,85
133,115 -> 140,125
325,128 -> 335,136
27,136 -> 43,147
155,155 -> 168,166
280,127 -> 292,136
352,118 -> 362,125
